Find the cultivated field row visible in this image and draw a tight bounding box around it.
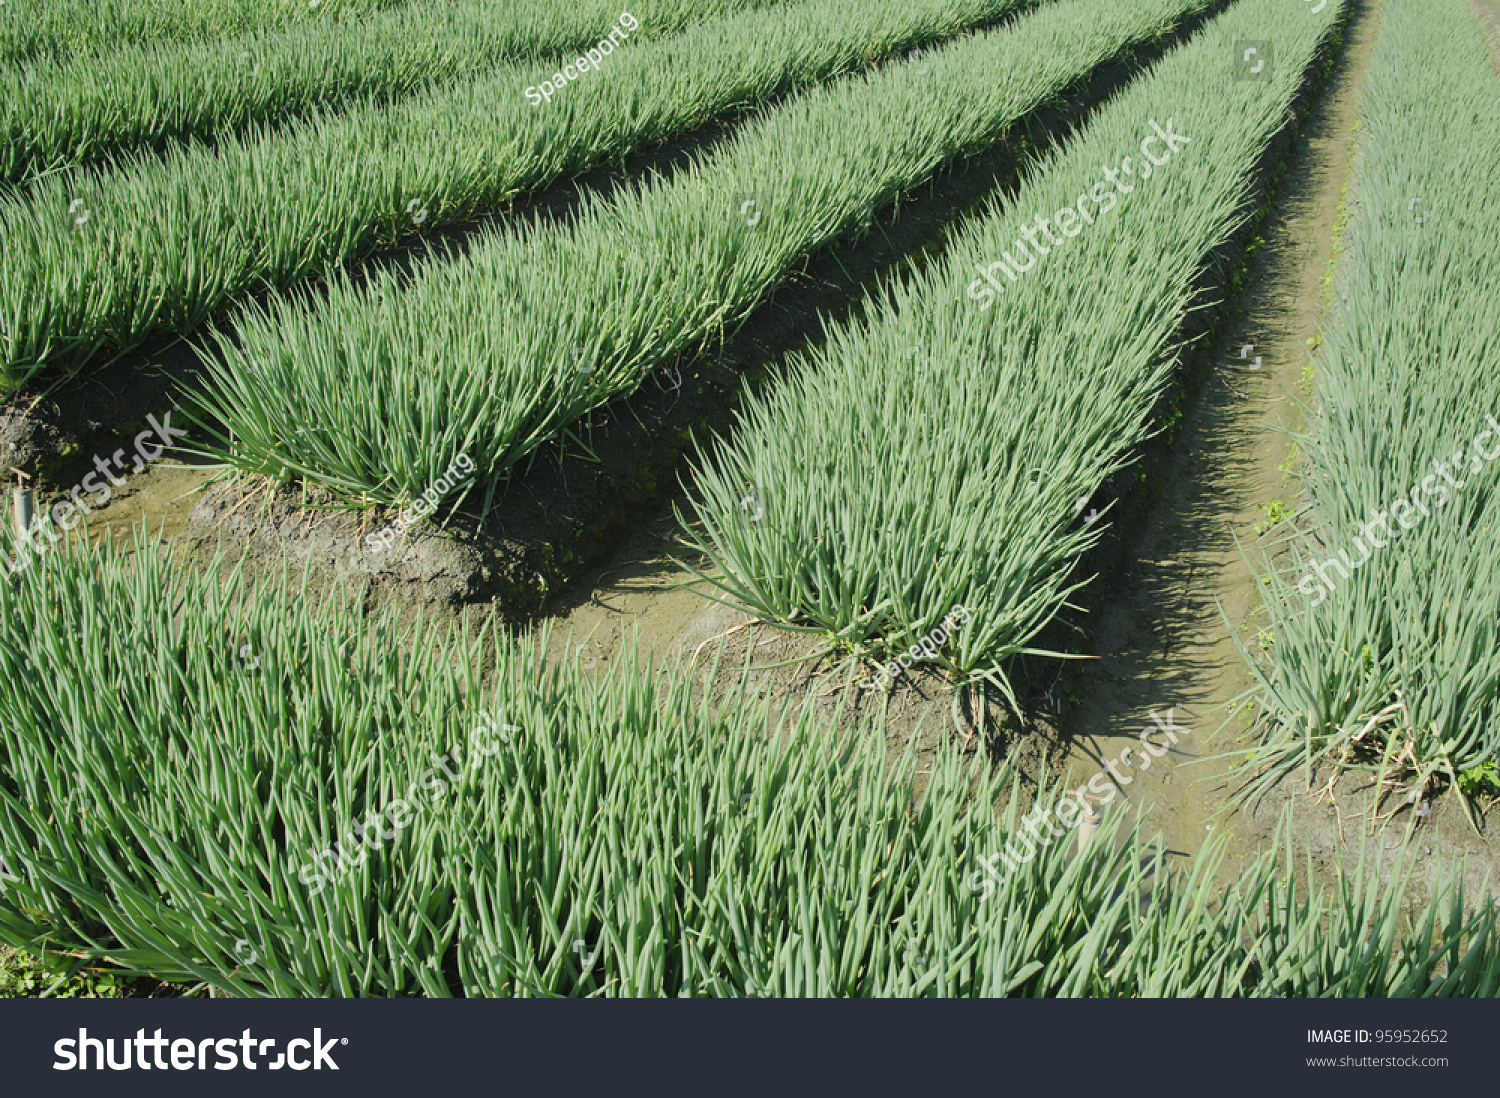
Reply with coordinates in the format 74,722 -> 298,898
0,535 -> 1495,996
1235,0 -> 1500,805
0,0 -> 419,67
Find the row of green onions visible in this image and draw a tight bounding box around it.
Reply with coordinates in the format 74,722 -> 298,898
0,0 -> 420,68
0,528 -> 1496,995
1231,0 -> 1500,812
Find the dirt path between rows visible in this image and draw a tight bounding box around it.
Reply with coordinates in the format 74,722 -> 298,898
1472,0 -> 1500,69
1042,0 -> 1383,874
1047,0 -> 1500,902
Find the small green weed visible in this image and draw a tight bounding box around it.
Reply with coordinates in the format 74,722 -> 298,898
1458,761 -> 1500,799
0,947 -> 128,999
1255,498 -> 1291,535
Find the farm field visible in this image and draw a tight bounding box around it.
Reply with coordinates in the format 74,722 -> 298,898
0,0 -> 1038,381
2,0 -> 1500,1008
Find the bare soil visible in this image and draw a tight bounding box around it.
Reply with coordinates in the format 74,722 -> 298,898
1472,0 -> 1500,69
